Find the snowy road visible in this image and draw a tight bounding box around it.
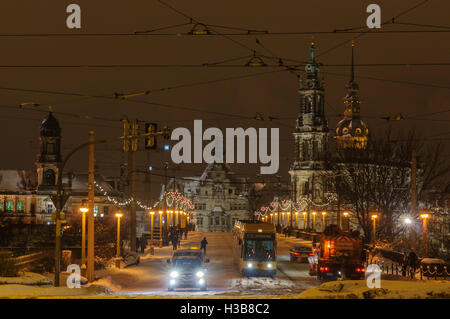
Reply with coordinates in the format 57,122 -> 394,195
92,231 -> 319,297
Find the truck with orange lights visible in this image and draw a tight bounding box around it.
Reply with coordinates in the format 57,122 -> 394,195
309,224 -> 365,281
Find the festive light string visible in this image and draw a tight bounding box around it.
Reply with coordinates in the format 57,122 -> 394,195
93,181 -> 193,212
256,193 -> 337,217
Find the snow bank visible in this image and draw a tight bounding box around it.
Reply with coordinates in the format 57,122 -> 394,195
0,284 -> 112,298
296,280 -> 450,299
0,272 -> 52,286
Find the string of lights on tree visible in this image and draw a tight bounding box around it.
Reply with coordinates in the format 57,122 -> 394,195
255,192 -> 337,217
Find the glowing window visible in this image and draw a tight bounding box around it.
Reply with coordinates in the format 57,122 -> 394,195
17,201 -> 24,212
6,201 -> 13,211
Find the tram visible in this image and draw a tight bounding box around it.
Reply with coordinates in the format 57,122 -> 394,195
232,220 -> 277,277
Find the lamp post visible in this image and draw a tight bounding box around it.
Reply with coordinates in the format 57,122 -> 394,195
371,214 -> 378,243
295,212 -> 299,229
115,212 -> 123,268
302,211 -> 307,229
158,210 -> 163,247
321,211 -> 327,232
270,213 -> 273,224
79,201 -> 88,272
312,211 -> 317,232
420,212 -> 430,257
149,210 -> 155,242
281,212 -> 285,227
342,211 -> 349,231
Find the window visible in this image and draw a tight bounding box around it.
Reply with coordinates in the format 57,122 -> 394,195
215,217 -> 220,225
6,201 -> 13,212
16,201 -> 24,212
46,143 -> 55,154
43,169 -> 55,185
94,205 -> 98,216
0,201 -> 2,211
198,217 -> 203,225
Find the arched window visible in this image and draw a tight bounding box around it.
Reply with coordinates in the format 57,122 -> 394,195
43,169 -> 55,185
6,201 -> 13,212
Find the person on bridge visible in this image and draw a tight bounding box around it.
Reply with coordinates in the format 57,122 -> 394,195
200,237 -> 208,256
407,248 -> 418,278
172,234 -> 179,251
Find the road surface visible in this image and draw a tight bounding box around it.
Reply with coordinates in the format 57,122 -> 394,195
92,231 -> 319,296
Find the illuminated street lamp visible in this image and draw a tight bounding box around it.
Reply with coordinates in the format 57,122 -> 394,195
321,211 -> 327,232
302,211 -> 307,229
115,212 -> 123,268
149,211 -> 155,248
158,210 -> 163,248
281,212 -> 285,227
342,211 -> 350,231
79,200 -> 89,270
371,213 -> 378,243
295,212 -> 299,229
420,212 -> 430,256
270,213 -> 273,224
312,211 -> 317,232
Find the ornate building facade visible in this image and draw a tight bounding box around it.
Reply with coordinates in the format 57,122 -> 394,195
0,111 -> 122,224
182,163 -> 250,232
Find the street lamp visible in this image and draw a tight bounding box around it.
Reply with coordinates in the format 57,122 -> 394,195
295,212 -> 299,229
149,211 -> 155,251
281,212 -> 285,227
311,211 -> 317,232
371,214 -> 378,243
342,211 -> 350,231
115,212 -> 123,268
270,213 -> 273,224
79,200 -> 89,271
321,211 -> 327,232
302,211 -> 307,230
420,212 -> 430,257
158,210 -> 163,248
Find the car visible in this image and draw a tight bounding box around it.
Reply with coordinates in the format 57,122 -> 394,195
166,255 -> 210,291
171,248 -> 203,262
289,245 -> 314,263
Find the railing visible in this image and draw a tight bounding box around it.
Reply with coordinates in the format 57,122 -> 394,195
367,259 -> 449,280
13,251 -> 51,269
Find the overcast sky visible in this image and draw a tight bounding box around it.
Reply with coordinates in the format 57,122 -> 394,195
0,0 -> 449,201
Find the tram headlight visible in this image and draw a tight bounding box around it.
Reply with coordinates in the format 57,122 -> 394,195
169,279 -> 176,285
198,278 -> 205,285
267,263 -> 273,269
170,271 -> 179,278
196,271 -> 204,278
247,262 -> 253,268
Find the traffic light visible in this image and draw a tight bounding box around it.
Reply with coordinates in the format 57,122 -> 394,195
122,119 -> 130,152
162,125 -> 171,140
145,123 -> 157,149
131,121 -> 139,152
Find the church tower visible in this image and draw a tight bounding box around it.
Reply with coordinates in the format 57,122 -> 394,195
289,43 -> 330,202
335,42 -> 369,149
36,109 -> 62,191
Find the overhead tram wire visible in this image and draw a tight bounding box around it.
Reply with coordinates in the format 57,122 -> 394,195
317,0 -> 431,58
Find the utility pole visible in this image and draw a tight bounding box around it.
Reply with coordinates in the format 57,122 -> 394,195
128,120 -> 138,253
411,149 -> 417,247
87,130 -> 95,282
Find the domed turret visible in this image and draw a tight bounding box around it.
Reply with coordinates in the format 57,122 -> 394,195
335,42 -> 368,150
40,110 -> 61,137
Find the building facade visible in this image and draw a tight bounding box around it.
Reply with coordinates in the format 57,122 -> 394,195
0,111 -> 123,224
182,163 -> 250,232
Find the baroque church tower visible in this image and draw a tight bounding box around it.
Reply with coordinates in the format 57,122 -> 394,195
335,42 -> 369,149
36,109 -> 62,192
289,43 -> 330,202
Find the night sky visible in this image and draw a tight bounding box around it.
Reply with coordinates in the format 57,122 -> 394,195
0,0 -> 449,201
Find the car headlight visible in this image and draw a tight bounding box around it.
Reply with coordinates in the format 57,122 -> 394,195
169,279 -> 176,285
198,278 -> 205,285
170,271 -> 179,278
196,271 -> 204,278
247,262 -> 253,268
267,263 -> 273,268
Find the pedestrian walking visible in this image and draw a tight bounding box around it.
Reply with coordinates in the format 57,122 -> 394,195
140,237 -> 147,254
172,234 -> 178,250
401,253 -> 408,277
200,237 -> 208,257
184,228 -> 188,240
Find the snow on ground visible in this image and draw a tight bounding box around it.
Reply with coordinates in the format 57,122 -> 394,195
0,272 -> 52,286
0,284 -> 112,298
296,280 -> 450,299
